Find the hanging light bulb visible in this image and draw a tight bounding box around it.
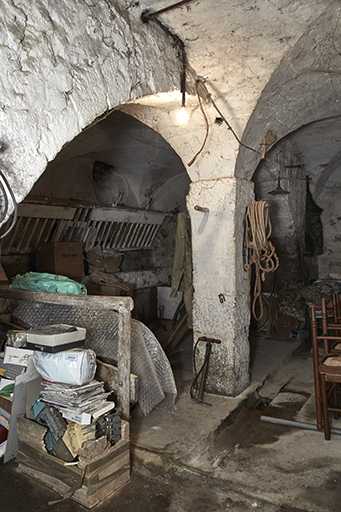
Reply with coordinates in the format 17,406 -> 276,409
177,106 -> 189,124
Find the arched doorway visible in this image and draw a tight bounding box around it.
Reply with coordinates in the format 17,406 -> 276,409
0,110 -> 190,324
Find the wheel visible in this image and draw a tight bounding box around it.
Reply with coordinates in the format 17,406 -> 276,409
172,298 -> 186,331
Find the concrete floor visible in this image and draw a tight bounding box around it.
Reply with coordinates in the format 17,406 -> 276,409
1,326 -> 341,512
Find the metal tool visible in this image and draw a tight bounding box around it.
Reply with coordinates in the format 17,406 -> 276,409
191,336 -> 221,404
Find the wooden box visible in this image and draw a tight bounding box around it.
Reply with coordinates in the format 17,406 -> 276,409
16,414 -> 130,508
35,242 -> 84,278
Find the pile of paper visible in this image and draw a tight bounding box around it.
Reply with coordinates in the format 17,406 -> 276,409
40,380 -> 115,425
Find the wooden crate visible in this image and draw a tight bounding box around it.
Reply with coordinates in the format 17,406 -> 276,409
16,414 -> 130,508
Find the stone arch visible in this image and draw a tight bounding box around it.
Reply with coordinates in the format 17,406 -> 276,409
0,0 -> 181,206
31,108 -> 190,213
235,7 -> 341,180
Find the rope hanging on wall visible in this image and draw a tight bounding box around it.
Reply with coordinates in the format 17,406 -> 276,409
244,200 -> 279,321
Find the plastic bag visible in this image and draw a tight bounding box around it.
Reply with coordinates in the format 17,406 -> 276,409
33,348 -> 96,385
12,272 -> 87,295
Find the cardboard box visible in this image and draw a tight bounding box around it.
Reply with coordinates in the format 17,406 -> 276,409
4,346 -> 34,366
0,395 -> 12,415
35,242 -> 84,278
0,262 -> 8,282
86,283 -> 133,298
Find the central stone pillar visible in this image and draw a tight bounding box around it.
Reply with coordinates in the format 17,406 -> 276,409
187,176 -> 254,396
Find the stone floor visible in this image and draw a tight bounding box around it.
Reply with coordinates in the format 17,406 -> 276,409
1,326 -> 341,512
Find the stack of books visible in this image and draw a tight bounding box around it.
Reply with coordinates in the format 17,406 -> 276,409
40,379 -> 115,425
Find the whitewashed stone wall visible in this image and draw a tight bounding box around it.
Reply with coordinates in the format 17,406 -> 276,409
254,139 -> 306,325
237,7 -> 341,180
0,0 -> 180,205
187,177 -> 254,395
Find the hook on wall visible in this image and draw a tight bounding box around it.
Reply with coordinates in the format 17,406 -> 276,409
194,205 -> 210,212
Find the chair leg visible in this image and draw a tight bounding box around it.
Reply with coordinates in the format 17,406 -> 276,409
333,385 -> 340,420
320,373 -> 331,440
311,306 -> 323,430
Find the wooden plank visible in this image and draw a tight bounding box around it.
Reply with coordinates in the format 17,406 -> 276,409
16,217 -> 31,250
111,222 -> 126,247
17,426 -> 130,505
17,463 -> 130,508
130,223 -> 142,247
163,313 -> 189,356
90,207 -> 165,225
117,309 -> 131,421
87,457 -> 129,495
17,203 -> 76,220
34,217 -> 48,244
0,395 -> 12,414
17,414 -> 47,452
145,224 -> 160,247
95,360 -> 138,403
84,442 -> 129,477
23,217 -> 40,250
65,208 -> 82,242
0,287 -> 134,312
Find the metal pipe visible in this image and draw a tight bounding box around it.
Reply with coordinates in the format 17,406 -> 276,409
141,1 -> 194,22
260,415 -> 341,436
141,6 -> 187,105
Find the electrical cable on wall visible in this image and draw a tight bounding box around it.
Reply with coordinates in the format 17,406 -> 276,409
188,80 -> 209,166
244,200 -> 279,321
188,79 -> 259,166
141,8 -> 260,161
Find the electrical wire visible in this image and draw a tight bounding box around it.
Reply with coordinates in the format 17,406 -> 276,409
188,80 -> 209,166
0,169 -> 18,242
141,10 -> 259,158
141,0 -> 195,20
0,179 -> 8,225
197,79 -> 260,154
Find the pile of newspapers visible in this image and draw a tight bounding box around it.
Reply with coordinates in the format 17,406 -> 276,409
40,379 -> 115,425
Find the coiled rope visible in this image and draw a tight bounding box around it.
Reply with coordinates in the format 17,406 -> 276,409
244,200 -> 279,321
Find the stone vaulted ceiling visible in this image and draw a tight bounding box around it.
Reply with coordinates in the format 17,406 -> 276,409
32,0 -> 341,214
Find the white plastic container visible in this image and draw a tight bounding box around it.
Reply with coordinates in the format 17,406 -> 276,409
27,324 -> 86,347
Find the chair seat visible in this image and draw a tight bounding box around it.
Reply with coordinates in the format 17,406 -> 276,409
321,355 -> 341,368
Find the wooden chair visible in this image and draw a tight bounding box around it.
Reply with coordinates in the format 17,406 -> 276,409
319,296 -> 341,354
308,295 -> 341,431
319,353 -> 341,440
